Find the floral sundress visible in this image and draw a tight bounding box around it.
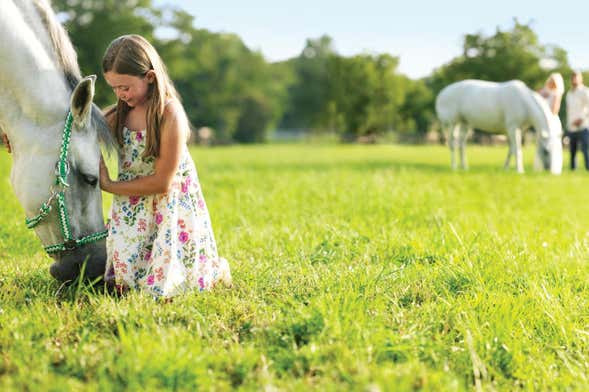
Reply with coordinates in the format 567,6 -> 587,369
104,127 -> 231,298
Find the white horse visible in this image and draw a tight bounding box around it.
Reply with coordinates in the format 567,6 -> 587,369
435,79 -> 563,174
0,0 -> 113,281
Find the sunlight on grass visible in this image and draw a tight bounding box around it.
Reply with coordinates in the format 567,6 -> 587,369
1,144 -> 588,390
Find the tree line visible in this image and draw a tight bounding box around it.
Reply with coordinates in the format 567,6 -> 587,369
54,0 -> 588,143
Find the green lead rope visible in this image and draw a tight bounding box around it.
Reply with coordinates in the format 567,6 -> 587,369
25,111 -> 108,253
56,110 -> 73,187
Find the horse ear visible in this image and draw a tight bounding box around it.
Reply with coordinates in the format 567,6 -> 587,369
70,75 -> 96,128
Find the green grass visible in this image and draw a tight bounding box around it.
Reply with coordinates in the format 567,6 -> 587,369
1,144 -> 589,391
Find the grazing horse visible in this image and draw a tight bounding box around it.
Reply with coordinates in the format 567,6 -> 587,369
436,79 -> 563,174
0,0 -> 113,281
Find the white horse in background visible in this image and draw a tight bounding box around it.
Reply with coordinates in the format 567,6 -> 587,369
0,0 -> 113,281
435,79 -> 563,174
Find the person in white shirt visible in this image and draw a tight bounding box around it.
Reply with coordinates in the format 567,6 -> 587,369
565,72 -> 589,170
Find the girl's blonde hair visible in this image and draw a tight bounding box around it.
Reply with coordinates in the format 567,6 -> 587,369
547,72 -> 565,95
102,35 -> 183,157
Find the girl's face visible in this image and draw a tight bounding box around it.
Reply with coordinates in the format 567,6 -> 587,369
104,71 -> 154,108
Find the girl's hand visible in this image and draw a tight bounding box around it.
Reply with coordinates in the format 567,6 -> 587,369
99,155 -> 112,191
1,134 -> 11,153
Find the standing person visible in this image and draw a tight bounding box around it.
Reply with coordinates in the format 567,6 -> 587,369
565,71 -> 589,171
539,72 -> 565,115
99,35 -> 231,298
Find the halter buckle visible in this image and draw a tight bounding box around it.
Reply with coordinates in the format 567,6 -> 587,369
64,239 -> 78,251
54,160 -> 70,175
54,161 -> 70,187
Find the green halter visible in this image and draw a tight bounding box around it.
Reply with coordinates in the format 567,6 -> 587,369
25,111 -> 108,253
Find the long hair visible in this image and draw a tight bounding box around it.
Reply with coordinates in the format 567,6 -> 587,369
547,72 -> 564,95
102,35 -> 183,157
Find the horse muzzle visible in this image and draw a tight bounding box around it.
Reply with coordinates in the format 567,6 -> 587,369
49,239 -> 106,282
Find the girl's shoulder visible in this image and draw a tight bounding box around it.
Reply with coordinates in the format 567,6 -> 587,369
162,99 -> 188,126
163,98 -> 181,115
161,99 -> 189,138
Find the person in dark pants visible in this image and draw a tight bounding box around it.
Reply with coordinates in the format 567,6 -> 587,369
565,72 -> 589,170
569,128 -> 589,170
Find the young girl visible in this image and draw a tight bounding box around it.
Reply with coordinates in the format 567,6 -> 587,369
99,35 -> 231,298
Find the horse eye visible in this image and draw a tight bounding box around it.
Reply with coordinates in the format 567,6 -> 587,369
82,174 -> 98,186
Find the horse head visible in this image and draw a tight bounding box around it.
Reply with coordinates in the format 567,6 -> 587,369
532,91 -> 563,175
9,75 -> 111,282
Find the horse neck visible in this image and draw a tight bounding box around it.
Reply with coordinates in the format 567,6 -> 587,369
525,90 -> 551,135
0,0 -> 70,141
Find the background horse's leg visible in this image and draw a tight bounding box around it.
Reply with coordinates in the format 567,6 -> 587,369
503,143 -> 512,170
533,147 -> 543,171
448,123 -> 459,170
506,127 -> 524,173
514,128 -> 524,173
458,124 -> 470,169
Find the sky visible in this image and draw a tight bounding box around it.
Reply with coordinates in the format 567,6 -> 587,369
154,0 -> 589,79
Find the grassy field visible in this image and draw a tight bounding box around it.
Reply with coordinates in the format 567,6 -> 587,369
1,144 -> 589,391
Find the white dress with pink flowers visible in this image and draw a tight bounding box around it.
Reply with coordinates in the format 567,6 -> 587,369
104,127 -> 230,298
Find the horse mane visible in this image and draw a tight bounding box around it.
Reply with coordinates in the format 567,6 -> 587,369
32,0 -> 81,88
31,0 -> 115,149
524,86 -> 554,136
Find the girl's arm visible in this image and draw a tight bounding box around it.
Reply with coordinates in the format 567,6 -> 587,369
100,103 -> 186,196
551,94 -> 562,115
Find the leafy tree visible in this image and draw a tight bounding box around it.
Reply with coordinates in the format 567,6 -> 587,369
325,53 -> 405,137
430,20 -> 572,94
52,0 -> 158,107
157,8 -> 292,142
279,35 -> 335,130
398,77 -> 434,134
